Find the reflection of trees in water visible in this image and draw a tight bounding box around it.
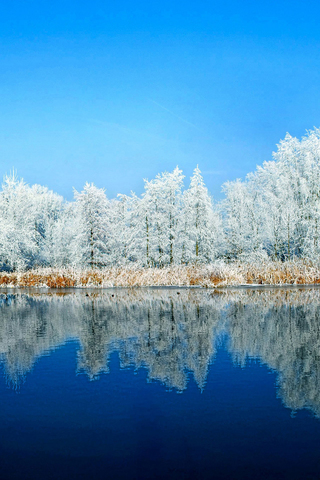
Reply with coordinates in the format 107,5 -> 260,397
0,293 -> 79,385
227,290 -> 320,416
2,288 -> 320,415
77,298 -> 111,379
115,298 -> 221,390
75,291 -> 224,390
0,290 -> 225,389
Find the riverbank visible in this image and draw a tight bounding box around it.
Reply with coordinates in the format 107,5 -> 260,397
0,262 -> 320,288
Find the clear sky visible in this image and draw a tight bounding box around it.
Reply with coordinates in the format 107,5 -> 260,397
1,0 -> 320,200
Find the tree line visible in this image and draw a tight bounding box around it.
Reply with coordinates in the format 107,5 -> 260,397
1,128 -> 320,271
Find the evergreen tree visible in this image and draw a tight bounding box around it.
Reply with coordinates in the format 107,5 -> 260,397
183,166 -> 221,263
73,183 -> 110,268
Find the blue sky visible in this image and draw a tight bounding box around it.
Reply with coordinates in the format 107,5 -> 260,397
1,0 -> 320,200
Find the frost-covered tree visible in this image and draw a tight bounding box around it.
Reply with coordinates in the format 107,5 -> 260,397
124,193 -> 151,266
3,128 -> 320,270
221,128 -> 320,261
182,166 -> 221,263
272,130 -> 320,259
142,167 -> 185,266
222,179 -> 263,259
0,173 -> 35,270
27,184 -> 64,267
0,173 -> 63,270
109,193 -> 141,265
49,202 -> 77,268
73,183 -> 111,268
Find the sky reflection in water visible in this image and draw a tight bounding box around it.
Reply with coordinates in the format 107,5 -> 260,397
0,288 -> 320,480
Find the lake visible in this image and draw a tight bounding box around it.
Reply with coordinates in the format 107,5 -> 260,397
0,287 -> 320,479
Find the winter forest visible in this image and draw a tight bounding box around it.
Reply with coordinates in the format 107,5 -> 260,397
2,128 -> 320,272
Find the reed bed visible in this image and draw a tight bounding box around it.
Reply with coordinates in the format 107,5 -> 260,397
0,261 -> 320,288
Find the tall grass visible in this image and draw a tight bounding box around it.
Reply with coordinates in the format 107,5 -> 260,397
1,261 -> 320,288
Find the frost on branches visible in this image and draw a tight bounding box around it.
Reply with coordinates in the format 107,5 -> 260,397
1,128 -> 320,272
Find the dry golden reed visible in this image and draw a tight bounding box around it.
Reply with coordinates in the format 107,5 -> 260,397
1,261 -> 320,288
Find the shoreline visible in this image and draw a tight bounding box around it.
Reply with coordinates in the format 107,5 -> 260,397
1,263 -> 320,288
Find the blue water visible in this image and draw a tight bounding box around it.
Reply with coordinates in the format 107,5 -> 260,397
0,288 -> 320,479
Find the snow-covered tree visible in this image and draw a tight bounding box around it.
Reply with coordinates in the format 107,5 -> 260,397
3,128 -> 320,270
73,183 -> 111,268
182,166 -> 221,263
0,173 -> 35,270
141,167 -> 185,266
49,202 -> 77,268
109,193 -> 141,265
222,179 -> 263,259
27,184 -> 64,267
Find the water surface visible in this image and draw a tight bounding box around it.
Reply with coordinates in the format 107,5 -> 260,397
0,287 -> 320,479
